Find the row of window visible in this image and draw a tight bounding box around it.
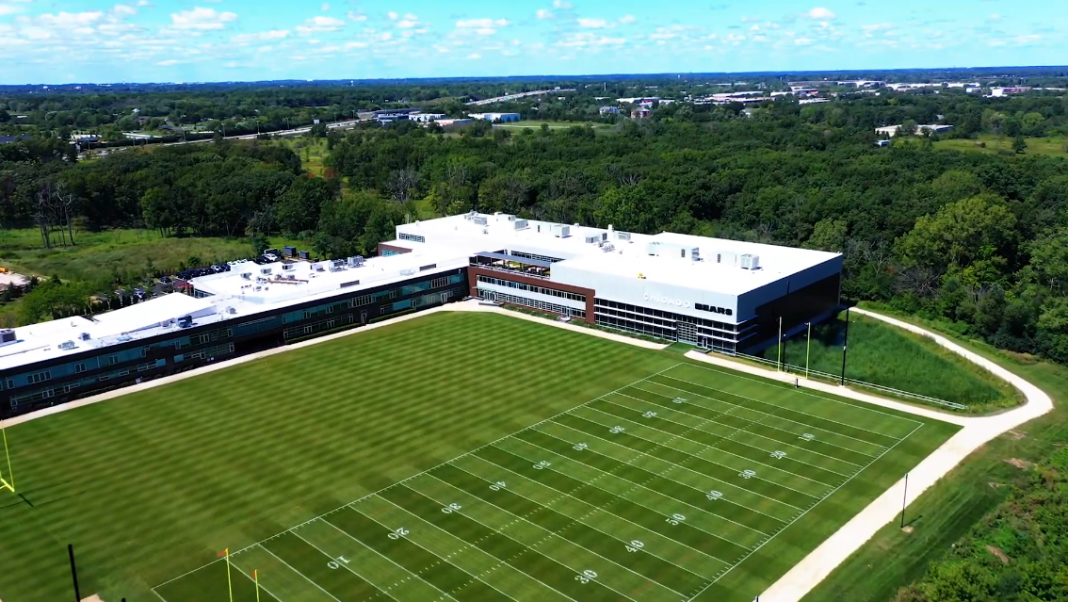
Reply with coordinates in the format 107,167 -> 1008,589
477,275 -> 586,303
175,343 -> 236,363
480,289 -> 586,319
9,359 -> 169,408
284,315 -> 356,340
509,250 -> 563,264
594,299 -> 737,332
399,233 -> 426,243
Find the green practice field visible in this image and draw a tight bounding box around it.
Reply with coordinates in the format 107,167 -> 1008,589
0,312 -> 958,602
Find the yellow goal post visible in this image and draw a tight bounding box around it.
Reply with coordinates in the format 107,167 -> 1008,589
0,420 -> 13,494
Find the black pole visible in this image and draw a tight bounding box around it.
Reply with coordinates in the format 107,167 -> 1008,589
900,473 -> 909,528
840,307 -> 850,385
69,544 -> 81,602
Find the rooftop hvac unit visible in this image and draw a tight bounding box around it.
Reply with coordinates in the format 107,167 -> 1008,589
241,272 -> 252,280
691,248 -> 701,262
646,242 -> 661,256
584,234 -> 600,244
0,328 -> 15,345
282,263 -> 295,271
400,268 -> 416,276
58,340 -> 77,350
740,254 -> 761,270
472,215 -> 488,226
79,332 -> 91,341
513,219 -> 528,230
551,224 -> 570,238
226,306 -> 237,314
616,231 -> 631,241
500,214 -> 516,222
601,243 -> 615,253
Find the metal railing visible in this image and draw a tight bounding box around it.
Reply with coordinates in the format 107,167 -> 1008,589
732,352 -> 969,411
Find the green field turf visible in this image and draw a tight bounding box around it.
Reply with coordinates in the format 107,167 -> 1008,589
0,312 -> 958,602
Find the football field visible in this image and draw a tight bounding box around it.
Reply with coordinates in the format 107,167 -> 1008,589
0,312 -> 957,602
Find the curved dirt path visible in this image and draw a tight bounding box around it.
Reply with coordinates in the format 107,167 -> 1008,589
684,307 -> 1053,602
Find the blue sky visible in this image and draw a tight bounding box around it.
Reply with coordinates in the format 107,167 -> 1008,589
0,0 -> 1063,83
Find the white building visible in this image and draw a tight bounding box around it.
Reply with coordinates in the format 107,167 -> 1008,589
410,113 -> 446,123
384,213 -> 842,353
875,124 -> 954,137
469,112 -> 521,123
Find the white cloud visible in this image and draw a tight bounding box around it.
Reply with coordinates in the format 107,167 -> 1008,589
387,11 -> 398,20
456,18 -> 509,28
396,14 -> 419,28
169,7 -> 237,31
347,10 -> 366,22
807,7 -> 835,19
795,37 -> 813,45
136,0 -> 153,6
112,4 -> 137,16
231,29 -> 289,43
577,18 -> 610,28
989,13 -> 1002,21
295,15 -> 344,35
552,0 -> 573,9
466,52 -> 481,59
320,3 -> 330,11
618,15 -> 636,24
536,9 -> 554,20
156,59 -> 180,65
0,3 -> 24,15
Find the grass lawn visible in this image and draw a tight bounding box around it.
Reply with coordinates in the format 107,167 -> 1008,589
933,134 -> 1068,157
0,228 -> 303,284
493,120 -> 615,133
272,138 -> 329,176
0,312 -> 956,602
801,313 -> 1068,602
761,311 -> 1020,411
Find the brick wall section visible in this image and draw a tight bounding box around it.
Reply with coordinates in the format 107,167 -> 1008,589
467,266 -> 596,324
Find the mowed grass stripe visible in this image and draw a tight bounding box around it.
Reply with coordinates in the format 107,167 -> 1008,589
664,365 -> 923,439
651,373 -> 905,445
586,398 -> 847,487
448,442 -> 742,568
550,412 -> 818,512
428,459 -> 730,581
261,533 -> 386,601
372,484 -> 639,602
634,381 -> 889,458
527,420 -> 795,530
616,389 -> 870,471
325,505 -> 514,602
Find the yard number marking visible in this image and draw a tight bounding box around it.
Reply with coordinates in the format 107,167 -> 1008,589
609,426 -> 626,434
573,442 -> 588,451
327,556 -> 351,570
642,411 -> 658,419
489,481 -> 507,491
706,490 -> 723,501
800,433 -> 816,442
770,450 -> 787,460
739,469 -> 756,479
666,513 -> 686,526
533,461 -> 552,470
387,527 -> 410,540
441,503 -> 462,514
576,570 -> 598,584
673,397 -> 686,404
625,540 -> 645,553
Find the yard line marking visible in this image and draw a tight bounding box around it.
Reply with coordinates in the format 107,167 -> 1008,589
640,380 -> 896,451
616,389 -> 868,467
377,483 -> 650,602
519,424 -> 799,523
289,525 -> 399,601
362,495 -> 542,602
533,419 -> 803,516
257,543 -> 343,602
656,371 -> 921,437
150,363 -> 686,592
314,517 -> 462,602
595,397 -> 856,479
565,407 -> 826,502
683,421 -> 926,602
150,589 -> 170,602
433,462 -> 731,574
454,452 -> 764,551
666,363 -> 926,428
230,560 -> 288,602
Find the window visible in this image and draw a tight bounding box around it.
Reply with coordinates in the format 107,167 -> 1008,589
354,294 -> 372,307
28,371 -> 52,385
74,363 -> 87,374
475,275 -> 585,303
431,276 -> 449,289
399,232 -> 426,243
107,356 -> 119,366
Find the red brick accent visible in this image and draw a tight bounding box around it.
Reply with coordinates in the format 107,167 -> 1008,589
467,266 -> 596,324
377,243 -> 412,256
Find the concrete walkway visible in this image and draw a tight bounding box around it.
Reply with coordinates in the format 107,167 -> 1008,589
686,307 -> 1053,602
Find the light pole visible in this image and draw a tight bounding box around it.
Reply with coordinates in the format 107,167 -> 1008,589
777,316 -> 783,371
805,321 -> 812,379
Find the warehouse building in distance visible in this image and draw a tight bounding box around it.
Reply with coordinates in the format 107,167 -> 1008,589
0,213 -> 841,419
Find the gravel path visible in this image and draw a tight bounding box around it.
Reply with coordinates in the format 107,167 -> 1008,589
684,307 -> 1053,601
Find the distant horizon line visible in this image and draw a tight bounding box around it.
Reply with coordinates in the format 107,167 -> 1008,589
1,65 -> 1065,88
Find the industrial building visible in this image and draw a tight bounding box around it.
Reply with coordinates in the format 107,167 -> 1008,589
0,214 -> 841,419
469,112 -> 521,123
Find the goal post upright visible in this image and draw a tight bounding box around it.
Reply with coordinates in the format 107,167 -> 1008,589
0,420 -> 14,494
